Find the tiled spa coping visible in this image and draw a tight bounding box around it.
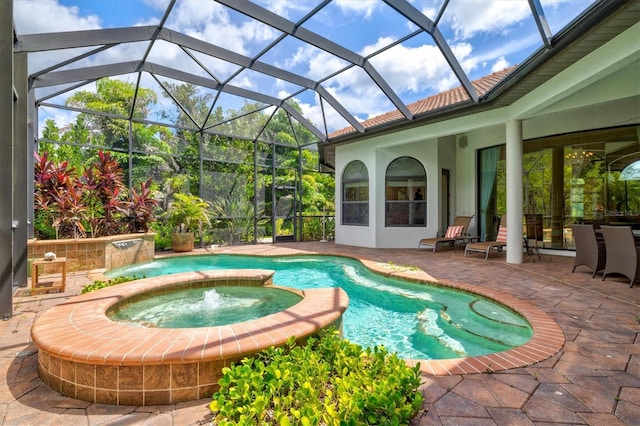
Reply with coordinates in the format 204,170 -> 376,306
31,270 -> 349,405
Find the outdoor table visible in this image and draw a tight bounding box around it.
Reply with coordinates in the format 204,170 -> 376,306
31,257 -> 67,294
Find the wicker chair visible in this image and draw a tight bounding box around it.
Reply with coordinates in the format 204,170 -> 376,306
600,225 -> 639,288
570,224 -> 606,278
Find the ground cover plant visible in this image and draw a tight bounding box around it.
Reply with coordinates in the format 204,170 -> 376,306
210,329 -> 424,425
80,275 -> 142,294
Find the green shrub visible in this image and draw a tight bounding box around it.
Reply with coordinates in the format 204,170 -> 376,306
210,329 -> 424,425
80,275 -> 142,294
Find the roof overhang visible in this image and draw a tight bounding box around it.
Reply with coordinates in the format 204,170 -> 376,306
319,0 -> 639,171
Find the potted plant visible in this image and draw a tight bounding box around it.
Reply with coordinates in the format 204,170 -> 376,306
164,193 -> 212,252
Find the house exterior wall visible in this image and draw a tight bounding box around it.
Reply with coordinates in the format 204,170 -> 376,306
334,22 -> 640,249
335,143 -> 377,247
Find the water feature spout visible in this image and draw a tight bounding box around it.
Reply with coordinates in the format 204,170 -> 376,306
111,238 -> 142,250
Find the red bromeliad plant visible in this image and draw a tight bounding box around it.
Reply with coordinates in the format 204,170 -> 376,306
81,151 -> 129,236
49,185 -> 88,239
127,178 -> 158,233
34,152 -> 75,211
33,150 -> 158,239
34,152 -> 78,238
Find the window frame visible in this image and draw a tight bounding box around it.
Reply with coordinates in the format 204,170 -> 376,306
385,157 -> 427,227
342,160 -> 369,226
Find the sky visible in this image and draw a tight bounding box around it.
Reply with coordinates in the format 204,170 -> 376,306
13,0 -> 596,137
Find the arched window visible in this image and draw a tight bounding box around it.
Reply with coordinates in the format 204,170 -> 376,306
385,157 -> 426,226
342,160 -> 369,225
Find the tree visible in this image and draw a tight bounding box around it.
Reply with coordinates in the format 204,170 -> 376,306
64,78 -> 173,185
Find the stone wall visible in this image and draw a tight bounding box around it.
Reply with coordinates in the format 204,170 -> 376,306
28,233 -> 155,273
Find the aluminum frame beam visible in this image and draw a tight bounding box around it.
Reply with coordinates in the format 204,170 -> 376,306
1,3 -> 13,319
217,0 -> 412,122
528,0 -> 554,48
383,0 -> 479,103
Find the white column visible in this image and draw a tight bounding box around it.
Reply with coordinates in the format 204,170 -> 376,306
506,119 -> 523,264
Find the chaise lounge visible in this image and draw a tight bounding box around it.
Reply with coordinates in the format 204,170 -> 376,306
417,215 -> 473,253
464,215 -> 507,260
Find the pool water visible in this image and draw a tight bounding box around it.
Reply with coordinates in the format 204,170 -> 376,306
108,286 -> 302,328
108,255 -> 533,360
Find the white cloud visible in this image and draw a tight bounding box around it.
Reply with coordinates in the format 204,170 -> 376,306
471,32 -> 540,70
231,76 -> 255,91
442,1 -> 531,40
365,37 -> 471,94
142,0 -> 171,12
491,56 -> 510,73
14,0 -> 102,34
252,0 -> 319,20
297,96 -> 351,134
419,5 -> 440,22
334,0 -> 380,19
168,1 -> 277,57
279,33 -> 482,131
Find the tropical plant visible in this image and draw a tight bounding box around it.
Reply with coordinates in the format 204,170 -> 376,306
38,79 -> 336,245
126,178 -> 159,233
33,151 -> 158,239
210,329 -> 424,425
210,189 -> 266,245
165,193 -> 212,233
81,150 -> 128,236
34,152 -> 84,238
163,192 -> 212,251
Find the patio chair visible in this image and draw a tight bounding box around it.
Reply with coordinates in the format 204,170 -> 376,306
570,224 -> 606,278
601,225 -> 639,287
464,218 -> 508,261
417,215 -> 473,253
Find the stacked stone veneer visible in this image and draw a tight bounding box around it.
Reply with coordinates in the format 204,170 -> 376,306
28,233 -> 155,272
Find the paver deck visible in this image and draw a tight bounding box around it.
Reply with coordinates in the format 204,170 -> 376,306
2,242 -> 639,425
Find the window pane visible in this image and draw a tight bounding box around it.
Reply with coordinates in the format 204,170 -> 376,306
385,157 -> 426,227
343,203 -> 369,226
342,161 -> 369,225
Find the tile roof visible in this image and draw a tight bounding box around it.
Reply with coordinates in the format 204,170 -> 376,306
329,66 -> 517,138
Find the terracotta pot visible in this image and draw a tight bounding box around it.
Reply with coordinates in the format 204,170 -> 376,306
172,232 -> 194,252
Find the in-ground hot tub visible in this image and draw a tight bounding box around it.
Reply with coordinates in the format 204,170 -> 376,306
31,270 -> 349,405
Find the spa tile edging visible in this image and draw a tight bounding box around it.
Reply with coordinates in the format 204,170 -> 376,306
31,269 -> 349,405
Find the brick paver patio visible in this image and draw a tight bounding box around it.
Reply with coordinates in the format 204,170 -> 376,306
1,242 -> 639,425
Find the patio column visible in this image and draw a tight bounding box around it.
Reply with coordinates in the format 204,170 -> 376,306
551,147 -> 565,248
1,3 -> 13,319
506,119 -> 524,264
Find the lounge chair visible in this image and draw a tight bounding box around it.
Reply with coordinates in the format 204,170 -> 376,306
417,215 -> 473,252
571,224 -> 606,277
464,222 -> 507,260
601,225 -> 639,287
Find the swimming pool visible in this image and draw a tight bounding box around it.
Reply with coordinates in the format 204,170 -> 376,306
108,254 -> 533,360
